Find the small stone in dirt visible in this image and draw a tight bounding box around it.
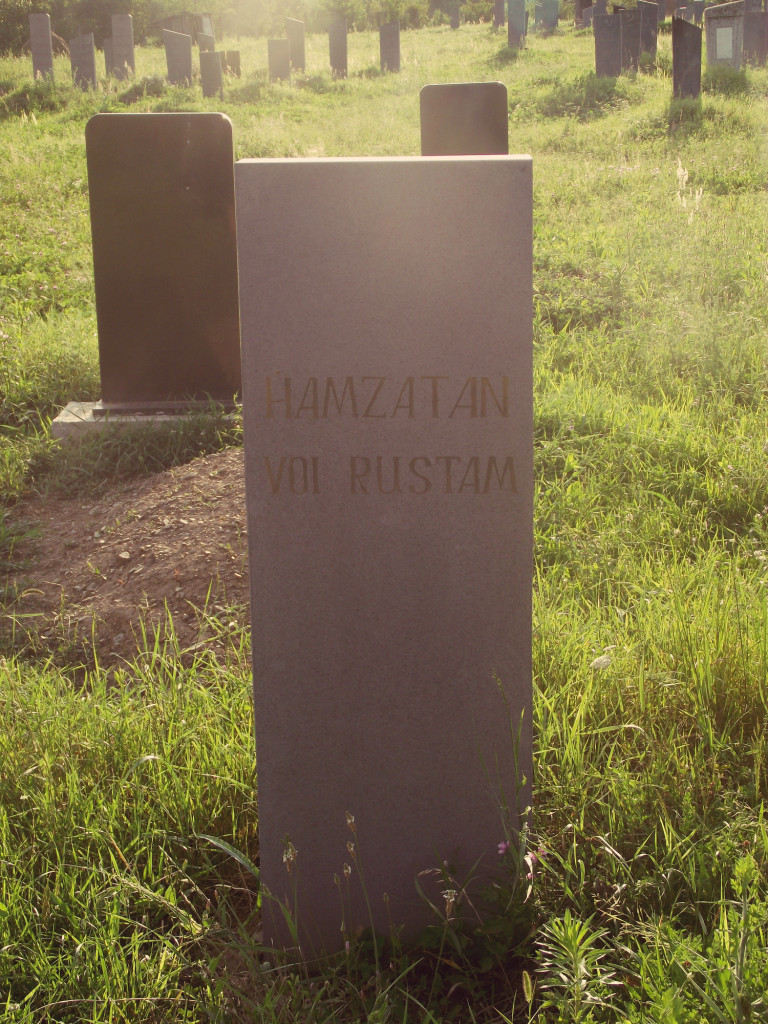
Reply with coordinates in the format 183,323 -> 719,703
118,551 -> 131,562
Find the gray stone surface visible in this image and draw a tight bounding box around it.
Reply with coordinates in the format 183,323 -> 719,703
420,82 -> 508,155
639,0 -> 659,53
235,155 -> 533,953
69,32 -> 97,89
705,0 -> 744,67
743,8 -> 768,61
29,13 -> 54,80
85,112 -> 241,404
285,18 -> 305,69
583,4 -> 594,25
200,49 -> 224,96
450,0 -> 461,27
198,32 -> 216,51
594,11 -> 622,73
329,20 -> 348,77
508,0 -> 527,45
673,13 -> 702,94
494,0 -> 506,28
620,7 -> 641,66
111,14 -> 134,78
268,38 -> 290,80
103,38 -> 113,76
163,29 -> 193,84
594,0 -> 608,14
380,21 -> 400,71
224,50 -> 241,76
693,0 -> 705,21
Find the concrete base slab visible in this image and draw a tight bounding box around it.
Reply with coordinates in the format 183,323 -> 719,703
51,400 -> 238,440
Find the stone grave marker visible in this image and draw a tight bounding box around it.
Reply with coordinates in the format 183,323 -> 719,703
494,0 -> 506,28
235,154 -> 533,953
693,0 -> 705,22
69,32 -> 97,88
673,14 -> 702,94
224,50 -> 241,76
705,1 -> 744,67
163,29 -> 193,84
620,7 -> 642,66
594,12 -> 623,73
639,0 -> 659,52
420,82 -> 508,155
85,113 -> 241,406
583,5 -> 594,25
103,37 -> 113,75
508,0 -> 527,45
198,32 -> 216,51
658,0 -> 668,17
268,38 -> 291,80
574,0 -> 586,22
746,0 -> 762,9
111,14 -> 135,78
285,18 -> 306,69
594,0 -> 608,14
743,8 -> 768,61
329,20 -> 348,77
675,5 -> 691,18
29,13 -> 54,80
380,21 -> 400,72
450,1 -> 461,27
200,49 -> 224,97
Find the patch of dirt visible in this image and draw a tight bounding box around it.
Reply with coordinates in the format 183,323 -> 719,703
1,448 -> 250,668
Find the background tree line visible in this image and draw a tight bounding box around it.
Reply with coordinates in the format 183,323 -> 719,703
0,0 -> 495,56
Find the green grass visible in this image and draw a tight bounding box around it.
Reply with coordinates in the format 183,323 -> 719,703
3,18 -> 768,1022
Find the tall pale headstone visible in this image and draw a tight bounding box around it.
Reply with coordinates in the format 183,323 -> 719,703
268,38 -> 291,80
85,113 -> 241,405
380,21 -> 401,71
70,33 -> 97,88
286,18 -> 306,69
200,49 -> 224,97
29,13 -> 54,80
420,82 -> 509,155
111,14 -> 135,78
235,155 -> 533,953
329,20 -> 348,77
163,29 -> 193,84
705,0 -> 745,67
673,14 -> 702,94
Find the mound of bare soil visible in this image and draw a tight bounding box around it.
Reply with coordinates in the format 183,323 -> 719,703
1,449 -> 250,668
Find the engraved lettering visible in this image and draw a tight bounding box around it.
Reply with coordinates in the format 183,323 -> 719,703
458,456 -> 480,493
288,457 -> 310,494
265,377 -> 291,418
391,377 -> 415,417
362,376 -> 387,417
351,456 -> 370,493
376,455 -> 402,494
408,456 -> 432,494
296,377 -> 319,417
323,377 -> 358,417
420,375 -> 450,417
483,456 -> 517,493
264,456 -> 286,494
480,376 -> 509,417
435,456 -> 461,494
449,377 -> 478,418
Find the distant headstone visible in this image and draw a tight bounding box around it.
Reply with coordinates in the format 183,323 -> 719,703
111,14 -> 134,78
163,29 -> 193,85
693,0 -> 704,21
223,50 -> 241,76
620,8 -> 642,66
672,14 -> 702,94
583,4 -> 594,25
537,0 -> 559,26
658,0 -> 668,18
705,0 -> 744,67
85,112 -> 241,405
450,0 -> 461,27
198,32 -> 216,51
674,5 -> 691,18
200,49 -> 224,97
594,0 -> 608,14
380,21 -> 400,72
508,0 -> 527,44
743,8 -> 768,61
69,32 -> 97,88
103,38 -> 113,76
574,0 -> 586,22
29,13 -> 54,80
638,0 -> 659,54
285,18 -> 306,70
329,20 -> 348,78
594,12 -> 623,73
235,154 -> 533,954
268,38 -> 291,81
420,82 -> 508,155
494,0 -> 506,27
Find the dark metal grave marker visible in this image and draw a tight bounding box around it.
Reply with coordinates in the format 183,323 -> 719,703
380,21 -> 400,72
285,18 -> 306,70
268,38 -> 291,81
420,82 -> 508,155
329,20 -> 348,77
594,12 -> 623,73
70,33 -> 97,88
85,113 -> 241,405
672,15 -> 702,95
